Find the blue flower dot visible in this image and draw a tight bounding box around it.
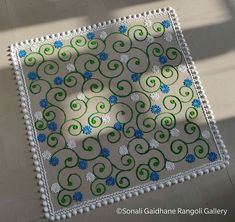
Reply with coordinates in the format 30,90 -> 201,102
40,99 -> 49,108
28,71 -> 38,80
54,40 -> 63,48
131,73 -> 141,82
84,71 -> 93,80
73,192 -> 83,202
49,156 -> 59,166
208,152 -> 218,162
192,99 -> 201,108
54,76 -> 63,85
37,133 -> 46,143
87,32 -> 95,40
109,95 -> 118,104
19,50 -> 27,58
160,84 -> 170,93
184,78 -> 193,88
134,129 -> 144,138
119,25 -> 128,33
162,20 -> 171,28
106,176 -> 115,186
101,148 -> 110,158
186,154 -> 196,163
79,160 -> 88,170
99,52 -> 109,61
151,105 -> 161,114
114,122 -> 123,131
159,55 -> 168,64
150,171 -> 160,181
48,121 -> 58,132
83,126 -> 92,135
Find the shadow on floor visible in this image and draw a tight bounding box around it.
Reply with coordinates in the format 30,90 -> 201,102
1,0 -> 234,63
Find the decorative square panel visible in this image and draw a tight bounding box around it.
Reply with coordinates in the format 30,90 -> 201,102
10,7 -> 229,221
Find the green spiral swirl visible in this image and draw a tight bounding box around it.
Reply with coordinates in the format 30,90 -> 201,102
136,164 -> 150,181
152,22 -> 165,37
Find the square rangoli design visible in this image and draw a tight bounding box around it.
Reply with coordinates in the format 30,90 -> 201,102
10,7 -> 229,221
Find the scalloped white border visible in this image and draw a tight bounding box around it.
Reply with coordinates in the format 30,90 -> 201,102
9,7 -> 230,221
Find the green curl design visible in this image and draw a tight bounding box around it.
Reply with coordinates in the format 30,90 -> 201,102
20,16 -> 214,208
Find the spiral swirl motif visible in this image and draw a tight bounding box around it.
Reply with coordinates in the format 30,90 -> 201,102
61,120 -> 82,137
136,164 -> 151,181
35,119 -> 47,131
147,42 -> 164,58
140,73 -> 161,92
57,190 -> 73,207
152,22 -> 165,37
106,33 -> 132,53
91,179 -> 106,196
71,35 -> 87,52
24,52 -> 43,67
47,133 -> 66,149
58,168 -> 82,191
74,54 -> 100,74
87,39 -> 105,55
115,171 -> 131,188
29,79 -> 51,94
18,13 -> 218,210
39,44 -> 54,56
99,59 -> 124,78
64,72 -> 84,88
168,140 -> 188,162
58,46 -> 78,62
38,60 -> 59,76
161,65 -> 179,85
128,25 -> 148,42
193,139 -> 210,159
166,47 -> 182,66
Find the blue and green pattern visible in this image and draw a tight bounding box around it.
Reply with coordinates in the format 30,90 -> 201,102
17,14 -> 220,211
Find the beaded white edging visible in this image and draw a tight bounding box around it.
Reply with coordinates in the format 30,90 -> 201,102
9,7 -> 230,221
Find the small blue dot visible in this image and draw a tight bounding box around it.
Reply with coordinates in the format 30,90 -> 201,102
131,73 -> 141,82
84,71 -> 93,80
87,32 -> 95,40
192,99 -> 201,108
48,121 -> 58,132
101,148 -> 110,158
150,171 -> 160,181
99,52 -> 109,61
151,105 -> 162,114
159,55 -> 168,64
119,25 -> 128,33
184,79 -> 193,88
49,156 -> 59,166
73,192 -> 83,202
40,99 -> 49,108
162,20 -> 171,28
19,50 -> 27,58
83,125 -> 92,135
54,40 -> 63,48
186,154 -> 196,163
78,160 -> 88,170
28,71 -> 38,80
208,152 -> 218,162
160,84 -> 170,93
114,122 -> 123,131
105,176 -> 115,186
109,95 -> 118,104
134,129 -> 144,138
54,76 -> 63,85
37,133 -> 46,143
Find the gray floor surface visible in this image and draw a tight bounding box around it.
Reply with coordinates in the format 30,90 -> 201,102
0,0 -> 234,221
